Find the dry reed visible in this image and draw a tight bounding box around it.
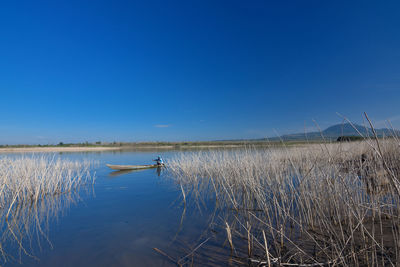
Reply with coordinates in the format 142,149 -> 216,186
0,155 -> 95,265
168,138 -> 400,266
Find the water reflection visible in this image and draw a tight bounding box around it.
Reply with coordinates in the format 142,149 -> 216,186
0,188 -> 93,265
108,169 -> 137,177
108,166 -> 163,178
0,150 -> 229,266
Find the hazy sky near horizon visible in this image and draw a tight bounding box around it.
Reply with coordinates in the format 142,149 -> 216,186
1,0 -> 400,144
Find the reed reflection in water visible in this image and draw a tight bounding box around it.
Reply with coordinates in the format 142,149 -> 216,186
168,139 -> 400,266
0,155 -> 95,265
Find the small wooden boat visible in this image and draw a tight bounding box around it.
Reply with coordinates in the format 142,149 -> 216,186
106,164 -> 162,171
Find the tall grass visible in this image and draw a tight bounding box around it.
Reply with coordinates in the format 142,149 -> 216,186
0,155 -> 94,207
168,139 -> 400,266
0,155 -> 95,264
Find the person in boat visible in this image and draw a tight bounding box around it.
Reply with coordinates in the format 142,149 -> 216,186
154,156 -> 164,166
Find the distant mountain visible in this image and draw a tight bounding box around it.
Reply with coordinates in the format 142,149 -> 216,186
266,123 -> 400,141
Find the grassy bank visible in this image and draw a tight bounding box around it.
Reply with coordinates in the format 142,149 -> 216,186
168,138 -> 400,266
0,140 -> 329,153
0,146 -> 121,153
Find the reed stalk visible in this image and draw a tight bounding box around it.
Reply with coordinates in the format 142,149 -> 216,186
168,137 -> 400,265
0,155 -> 95,265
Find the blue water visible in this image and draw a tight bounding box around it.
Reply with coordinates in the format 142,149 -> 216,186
2,150 -> 227,267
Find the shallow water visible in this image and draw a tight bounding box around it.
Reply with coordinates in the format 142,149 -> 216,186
1,150 -> 228,267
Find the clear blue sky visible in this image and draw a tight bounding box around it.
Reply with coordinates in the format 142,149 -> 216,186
1,0 -> 400,144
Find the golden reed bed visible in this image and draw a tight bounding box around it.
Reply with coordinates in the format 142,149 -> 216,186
168,138 -> 400,266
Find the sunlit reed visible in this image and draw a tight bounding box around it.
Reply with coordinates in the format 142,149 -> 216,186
168,138 -> 400,266
0,155 -> 95,264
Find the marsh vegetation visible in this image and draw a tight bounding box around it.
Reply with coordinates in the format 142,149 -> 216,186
168,137 -> 400,266
0,155 -> 95,265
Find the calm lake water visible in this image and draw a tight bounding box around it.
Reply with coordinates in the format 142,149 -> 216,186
3,150 -> 229,267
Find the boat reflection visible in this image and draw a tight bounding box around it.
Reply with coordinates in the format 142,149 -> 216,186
108,169 -> 138,177
108,166 -> 163,177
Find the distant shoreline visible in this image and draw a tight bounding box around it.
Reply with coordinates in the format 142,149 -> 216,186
0,144 -> 262,153
0,141 -> 323,153
0,146 -> 122,153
